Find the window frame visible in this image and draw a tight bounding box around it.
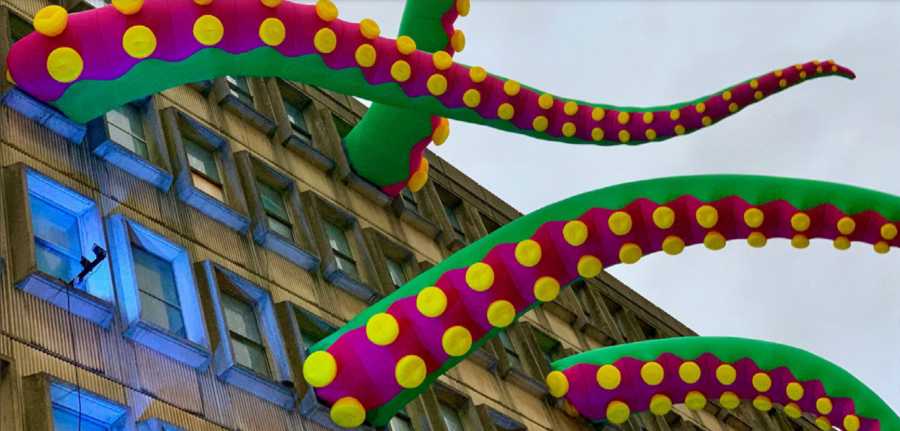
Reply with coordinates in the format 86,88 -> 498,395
362,228 -> 422,295
22,372 -> 134,431
301,191 -> 380,302
136,418 -> 189,431
390,186 -> 442,241
213,76 -> 277,136
106,214 -> 211,370
473,405 -> 526,431
1,8 -> 85,144
495,321 -> 550,397
433,184 -> 471,252
196,261 -> 296,409
273,80 -> 335,173
274,301 -> 379,429
235,151 -> 320,271
161,108 -> 250,233
87,96 -> 173,191
4,163 -> 115,327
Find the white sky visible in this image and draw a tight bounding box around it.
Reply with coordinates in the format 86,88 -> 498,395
334,1 -> 900,411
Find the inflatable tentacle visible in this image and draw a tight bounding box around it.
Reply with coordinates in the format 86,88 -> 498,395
6,1 -> 852,190
548,337 -> 899,431
300,175 -> 897,427
345,0 -> 464,196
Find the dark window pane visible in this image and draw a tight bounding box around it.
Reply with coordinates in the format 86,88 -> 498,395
389,415 -> 413,431
132,246 -> 181,306
386,258 -> 408,288
221,292 -> 264,344
267,215 -> 294,241
443,202 -> 465,235
226,76 -> 254,106
9,14 -> 33,43
183,138 -> 220,182
106,103 -> 149,159
258,181 -> 290,220
575,288 -> 592,318
438,403 -> 464,431
325,221 -> 353,257
231,335 -> 271,378
332,115 -> 353,139
400,188 -> 419,214
139,291 -> 186,337
335,255 -> 360,281
283,98 -> 311,140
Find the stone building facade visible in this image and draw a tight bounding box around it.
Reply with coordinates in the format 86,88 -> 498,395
0,2 -> 820,431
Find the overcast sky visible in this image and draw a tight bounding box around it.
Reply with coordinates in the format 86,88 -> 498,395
333,1 -> 900,411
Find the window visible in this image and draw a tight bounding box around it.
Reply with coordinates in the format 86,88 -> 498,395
88,97 -> 173,190
533,329 -> 564,365
30,195 -> 83,284
133,245 -> 185,338
637,318 -> 659,341
199,261 -> 295,408
284,96 -> 312,143
480,213 -> 501,235
443,201 -> 466,238
275,82 -> 335,172
325,221 -> 360,281
258,180 -> 293,241
184,136 -> 224,202
575,286 -> 592,319
400,188 -> 420,214
498,330 -> 523,371
107,214 -> 210,369
106,103 -> 149,159
9,12 -> 32,43
221,291 -> 270,377
389,407 -> 414,431
439,402 -> 465,431
302,191 -> 378,301
163,108 -> 250,233
226,76 -> 253,106
48,380 -> 129,431
6,164 -> 114,327
295,309 -> 335,353
385,257 -> 409,289
236,152 -> 319,271
332,114 -> 353,140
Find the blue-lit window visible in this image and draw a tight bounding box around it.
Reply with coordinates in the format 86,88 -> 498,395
107,214 -> 210,370
30,195 -> 82,284
200,261 -> 295,408
50,381 -> 127,431
133,246 -> 185,338
10,166 -> 114,327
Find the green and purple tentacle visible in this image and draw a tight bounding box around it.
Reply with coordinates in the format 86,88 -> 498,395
549,337 -> 899,431
6,0 -> 853,193
300,175 -> 897,427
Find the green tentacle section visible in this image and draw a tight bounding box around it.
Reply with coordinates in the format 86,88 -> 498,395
343,0 -> 457,187
310,174 -> 899,425
552,337 -> 900,430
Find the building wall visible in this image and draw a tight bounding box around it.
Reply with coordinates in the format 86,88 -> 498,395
0,2 -> 817,431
